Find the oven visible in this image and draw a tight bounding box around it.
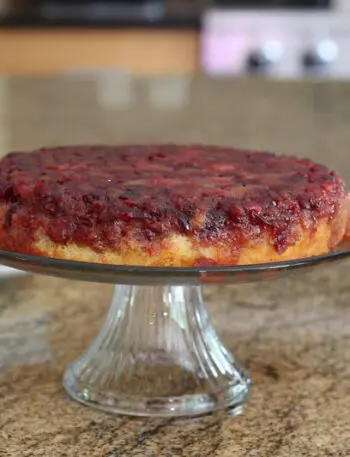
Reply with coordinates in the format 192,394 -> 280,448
203,0 -> 350,79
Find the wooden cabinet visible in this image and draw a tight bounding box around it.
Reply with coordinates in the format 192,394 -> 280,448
0,28 -> 199,75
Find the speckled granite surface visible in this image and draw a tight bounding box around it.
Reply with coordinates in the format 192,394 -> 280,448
0,76 -> 350,456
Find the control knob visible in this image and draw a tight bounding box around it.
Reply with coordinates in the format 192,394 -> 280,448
303,40 -> 338,70
246,41 -> 283,74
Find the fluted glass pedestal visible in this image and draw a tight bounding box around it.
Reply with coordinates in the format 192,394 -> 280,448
63,285 -> 250,417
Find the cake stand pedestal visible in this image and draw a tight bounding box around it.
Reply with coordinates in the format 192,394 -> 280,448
0,243 -> 349,417
64,284 -> 249,417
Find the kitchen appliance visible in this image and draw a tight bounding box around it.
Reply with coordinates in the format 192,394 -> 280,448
203,1 -> 350,78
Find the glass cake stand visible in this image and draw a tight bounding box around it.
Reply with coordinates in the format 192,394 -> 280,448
0,242 -> 350,418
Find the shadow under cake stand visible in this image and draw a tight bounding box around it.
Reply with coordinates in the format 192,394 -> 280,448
0,243 -> 349,418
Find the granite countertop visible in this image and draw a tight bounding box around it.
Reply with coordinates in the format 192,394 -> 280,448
0,75 -> 350,456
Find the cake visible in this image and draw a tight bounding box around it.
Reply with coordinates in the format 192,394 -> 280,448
0,145 -> 346,267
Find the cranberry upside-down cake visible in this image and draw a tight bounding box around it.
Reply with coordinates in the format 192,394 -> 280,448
0,145 -> 347,266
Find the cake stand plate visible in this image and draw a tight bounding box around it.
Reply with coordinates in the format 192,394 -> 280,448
0,241 -> 349,417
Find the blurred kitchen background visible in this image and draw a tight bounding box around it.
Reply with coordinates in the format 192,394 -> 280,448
1,0 -> 350,78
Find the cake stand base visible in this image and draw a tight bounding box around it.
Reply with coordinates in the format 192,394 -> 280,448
63,285 -> 251,417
